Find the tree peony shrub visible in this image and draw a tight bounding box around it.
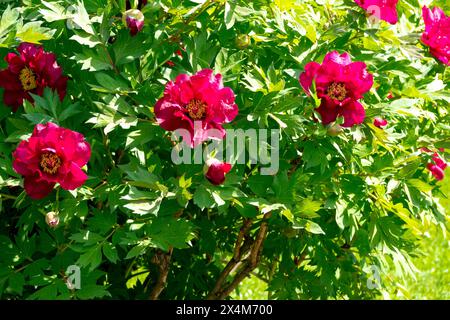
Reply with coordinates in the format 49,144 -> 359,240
0,0 -> 448,301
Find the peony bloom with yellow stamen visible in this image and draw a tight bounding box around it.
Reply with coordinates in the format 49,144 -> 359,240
0,43 -> 68,112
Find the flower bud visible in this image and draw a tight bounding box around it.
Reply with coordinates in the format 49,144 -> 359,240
204,159 -> 232,185
327,124 -> 343,136
45,211 -> 59,228
235,34 -> 251,49
123,9 -> 144,36
373,117 -> 388,128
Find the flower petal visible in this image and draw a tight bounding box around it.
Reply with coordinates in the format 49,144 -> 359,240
340,100 -> 366,127
299,62 -> 320,94
316,98 -> 340,125
24,174 -> 55,199
59,162 -> 88,190
343,62 -> 373,99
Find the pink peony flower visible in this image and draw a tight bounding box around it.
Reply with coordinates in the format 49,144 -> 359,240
354,0 -> 399,24
154,69 -> 238,147
421,6 -> 450,66
0,43 -> 68,112
12,122 -> 91,199
205,159 -> 232,185
299,51 -> 373,127
373,117 -> 388,128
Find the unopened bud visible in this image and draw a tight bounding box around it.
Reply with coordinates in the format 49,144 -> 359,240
45,211 -> 59,228
235,34 -> 251,49
327,124 -> 343,136
122,9 -> 144,36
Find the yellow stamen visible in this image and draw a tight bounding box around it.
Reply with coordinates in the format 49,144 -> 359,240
40,152 -> 61,175
19,67 -> 37,91
327,82 -> 347,101
185,99 -> 207,120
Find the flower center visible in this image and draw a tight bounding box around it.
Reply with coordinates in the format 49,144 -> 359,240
185,99 -> 207,120
327,82 -> 347,101
19,67 -> 37,91
40,152 -> 61,175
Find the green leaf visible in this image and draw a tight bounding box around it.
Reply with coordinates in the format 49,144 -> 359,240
72,1 -> 96,35
73,49 -> 112,71
102,243 -> 119,264
77,245 -> 103,271
16,21 -> 55,44
293,218 -> 325,235
407,179 -> 433,194
297,198 -> 322,218
70,33 -> 101,48
59,103 -> 82,122
123,198 -> 162,215
93,72 -> 130,93
224,1 -> 237,29
76,284 -> 111,299
113,31 -> 149,65
121,166 -> 158,188
193,185 -> 215,210
125,241 -> 150,259
146,217 -> 195,251
39,1 -> 69,22
247,175 -> 272,196
8,272 -> 25,295
28,284 -> 58,300
0,5 -> 19,47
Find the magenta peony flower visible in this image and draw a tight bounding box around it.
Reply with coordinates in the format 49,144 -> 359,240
154,69 -> 238,147
299,51 -> 373,127
373,117 -> 388,128
123,9 -> 144,36
354,0 -> 399,24
421,6 -> 450,66
425,152 -> 447,181
12,122 -> 91,199
205,159 -> 232,185
0,43 -> 68,112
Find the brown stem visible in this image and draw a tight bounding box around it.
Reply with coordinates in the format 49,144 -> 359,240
207,219 -> 253,298
233,219 -> 253,261
149,248 -> 173,300
207,213 -> 271,300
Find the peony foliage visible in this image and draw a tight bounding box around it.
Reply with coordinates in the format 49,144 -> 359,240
0,0 -> 448,300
